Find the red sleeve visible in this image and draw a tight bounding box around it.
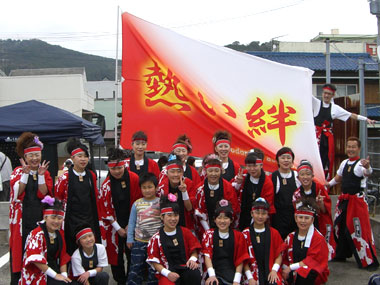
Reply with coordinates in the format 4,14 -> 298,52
146,232 -> 162,265
201,229 -> 215,259
54,172 -> 68,201
185,178 -> 196,206
223,179 -> 240,214
261,175 -> 275,214
59,230 -> 71,265
129,171 -> 142,209
90,171 -> 103,222
190,166 -> 201,187
282,234 -> 292,267
233,161 -> 241,177
270,227 -> 286,259
233,230 -> 250,267
298,232 -> 329,278
24,228 -> 47,267
182,227 -> 201,257
148,159 -> 160,179
315,181 -> 332,217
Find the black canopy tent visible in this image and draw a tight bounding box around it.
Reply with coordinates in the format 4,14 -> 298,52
0,100 -> 105,181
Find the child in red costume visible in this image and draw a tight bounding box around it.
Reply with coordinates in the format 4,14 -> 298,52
242,198 -> 285,285
147,194 -> 202,285
202,199 -> 249,285
20,196 -> 71,285
293,159 -> 335,260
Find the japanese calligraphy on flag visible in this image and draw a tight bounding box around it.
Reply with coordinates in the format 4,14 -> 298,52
120,12 -> 324,182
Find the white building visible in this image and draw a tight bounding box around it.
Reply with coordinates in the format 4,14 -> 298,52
0,67 -> 94,116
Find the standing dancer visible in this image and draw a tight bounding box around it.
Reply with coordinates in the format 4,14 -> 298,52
100,147 -> 141,284
10,132 -> 52,285
55,138 -> 102,255
327,137 -> 378,270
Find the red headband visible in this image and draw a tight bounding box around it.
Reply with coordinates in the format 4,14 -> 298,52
76,228 -> 93,242
323,86 -> 335,94
295,210 -> 315,217
280,151 -> 293,157
166,164 -> 182,171
205,164 -> 222,169
172,143 -> 187,151
161,207 -> 174,214
43,209 -> 65,217
132,138 -> 147,142
215,139 -> 230,146
108,161 -> 124,168
24,146 -> 41,154
251,205 -> 269,211
71,148 -> 85,156
297,165 -> 313,173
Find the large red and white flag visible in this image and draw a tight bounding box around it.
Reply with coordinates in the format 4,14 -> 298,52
120,12 -> 324,182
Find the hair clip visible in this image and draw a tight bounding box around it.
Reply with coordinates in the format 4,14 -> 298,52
219,199 -> 228,207
168,193 -> 177,202
41,195 -> 55,206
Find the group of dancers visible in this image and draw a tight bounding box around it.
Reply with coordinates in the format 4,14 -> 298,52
8,124 -> 378,284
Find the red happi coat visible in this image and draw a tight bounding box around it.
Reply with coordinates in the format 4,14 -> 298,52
19,225 -> 70,285
242,226 -> 286,284
293,181 -> 336,260
235,172 -> 276,215
54,170 -> 103,231
158,176 -> 196,230
201,229 -> 249,272
99,171 -> 142,265
9,167 -> 53,273
186,164 -> 202,187
283,227 -> 329,285
334,192 -> 378,268
147,226 -> 201,276
194,179 -> 240,238
124,157 -> 160,178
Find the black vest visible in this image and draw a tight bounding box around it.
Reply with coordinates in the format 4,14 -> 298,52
314,101 -> 333,127
79,245 -> 98,271
222,158 -> 236,181
129,155 -> 149,176
204,178 -> 224,228
110,171 -> 131,228
160,227 -> 187,272
341,160 -> 363,195
212,229 -> 235,283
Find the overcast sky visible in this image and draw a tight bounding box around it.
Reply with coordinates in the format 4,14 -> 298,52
0,0 -> 377,58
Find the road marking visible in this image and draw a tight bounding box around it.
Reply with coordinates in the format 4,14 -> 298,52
0,252 -> 9,268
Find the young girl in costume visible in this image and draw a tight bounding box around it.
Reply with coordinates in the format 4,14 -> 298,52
158,154 -> 196,231
194,154 -> 239,238
171,134 -> 201,187
242,198 -> 285,285
147,194 -> 202,285
292,159 -> 335,260
212,130 -> 240,182
233,149 -> 275,231
20,196 -> 71,285
202,199 -> 249,285
282,199 -> 329,285
55,138 -> 102,255
270,147 -> 300,239
10,132 -> 52,284
125,131 -> 160,178
71,224 -> 109,285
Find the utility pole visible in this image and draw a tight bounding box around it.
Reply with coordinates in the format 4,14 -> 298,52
369,0 -> 380,94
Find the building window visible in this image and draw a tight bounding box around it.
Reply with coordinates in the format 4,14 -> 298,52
96,91 -> 99,99
113,91 -> 116,98
316,84 -> 357,100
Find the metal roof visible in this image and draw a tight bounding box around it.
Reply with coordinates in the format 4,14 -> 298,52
246,51 -> 378,72
9,67 -> 86,77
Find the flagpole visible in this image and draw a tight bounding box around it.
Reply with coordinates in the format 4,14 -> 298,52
114,5 -> 120,147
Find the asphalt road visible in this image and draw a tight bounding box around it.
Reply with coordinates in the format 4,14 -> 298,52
0,243 -> 377,285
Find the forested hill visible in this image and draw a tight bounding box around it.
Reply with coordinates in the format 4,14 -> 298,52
0,39 -> 271,81
0,39 -> 116,81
